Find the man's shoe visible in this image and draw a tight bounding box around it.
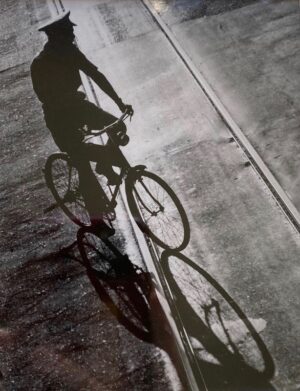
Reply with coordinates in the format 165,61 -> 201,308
91,220 -> 115,239
95,164 -> 121,186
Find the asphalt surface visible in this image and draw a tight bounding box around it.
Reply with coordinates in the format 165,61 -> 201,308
0,1 -> 181,390
149,0 -> 258,23
67,0 -> 300,389
152,0 -> 300,211
1,0 -> 300,390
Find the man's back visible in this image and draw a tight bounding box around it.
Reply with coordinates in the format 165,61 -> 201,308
31,42 -> 96,107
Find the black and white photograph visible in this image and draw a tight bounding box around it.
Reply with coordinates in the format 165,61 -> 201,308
0,0 -> 299,390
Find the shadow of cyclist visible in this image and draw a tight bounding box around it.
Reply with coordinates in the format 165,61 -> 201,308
76,227 -> 193,389
160,250 -> 276,391
76,227 -> 277,390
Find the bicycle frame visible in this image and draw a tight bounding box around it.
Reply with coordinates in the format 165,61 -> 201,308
83,110 -> 139,208
84,111 -> 131,141
45,121 -> 190,249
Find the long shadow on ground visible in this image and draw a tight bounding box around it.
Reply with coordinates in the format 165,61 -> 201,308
160,250 -> 276,391
0,231 -> 276,390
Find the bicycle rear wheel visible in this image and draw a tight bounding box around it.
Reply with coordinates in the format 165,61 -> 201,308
125,170 -> 190,251
44,153 -> 91,226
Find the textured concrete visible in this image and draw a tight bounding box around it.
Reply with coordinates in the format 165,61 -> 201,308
1,0 -> 300,389
0,1 -> 177,390
149,0 -> 258,24
154,0 -> 300,211
64,0 -> 300,389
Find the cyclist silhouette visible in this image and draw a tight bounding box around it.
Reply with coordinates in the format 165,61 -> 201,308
31,11 -> 133,235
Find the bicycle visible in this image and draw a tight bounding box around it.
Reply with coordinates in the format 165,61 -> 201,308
44,110 -> 190,251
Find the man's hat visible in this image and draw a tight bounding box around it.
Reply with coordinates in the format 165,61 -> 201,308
38,11 -> 76,32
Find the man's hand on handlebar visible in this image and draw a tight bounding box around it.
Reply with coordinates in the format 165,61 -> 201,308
118,101 -> 134,117
84,105 -> 133,141
124,104 -> 134,117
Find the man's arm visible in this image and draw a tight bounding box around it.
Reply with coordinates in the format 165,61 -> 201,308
74,45 -> 133,114
86,68 -> 126,111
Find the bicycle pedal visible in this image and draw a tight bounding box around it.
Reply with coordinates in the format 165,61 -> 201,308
102,204 -> 116,213
110,200 -> 117,208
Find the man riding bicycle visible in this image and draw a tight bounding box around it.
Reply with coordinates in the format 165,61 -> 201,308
31,11 -> 133,235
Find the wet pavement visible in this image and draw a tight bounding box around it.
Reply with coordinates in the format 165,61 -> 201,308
1,0 -> 300,390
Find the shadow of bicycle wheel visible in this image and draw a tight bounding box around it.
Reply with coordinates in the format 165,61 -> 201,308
77,227 -> 155,342
76,228 -> 195,388
160,250 -> 276,391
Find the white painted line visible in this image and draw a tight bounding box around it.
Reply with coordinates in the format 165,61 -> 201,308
141,0 -> 300,233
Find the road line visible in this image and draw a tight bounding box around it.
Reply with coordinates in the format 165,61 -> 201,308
141,0 -> 300,234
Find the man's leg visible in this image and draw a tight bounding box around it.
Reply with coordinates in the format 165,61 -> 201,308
45,103 -> 115,235
71,155 -> 108,216
80,142 -> 124,185
65,145 -> 114,238
81,100 -> 127,183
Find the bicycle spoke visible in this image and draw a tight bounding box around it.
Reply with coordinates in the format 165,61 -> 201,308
47,154 -> 91,226
127,171 -> 189,250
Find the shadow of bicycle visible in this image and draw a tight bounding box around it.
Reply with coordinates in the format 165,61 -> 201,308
160,250 -> 276,391
77,227 -> 155,342
76,227 -> 189,383
76,228 -> 276,390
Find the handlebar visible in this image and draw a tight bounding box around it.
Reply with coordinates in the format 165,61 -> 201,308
84,109 -> 132,140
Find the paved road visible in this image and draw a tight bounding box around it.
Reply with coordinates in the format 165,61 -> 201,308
0,1 -> 181,390
150,0 -> 300,212
1,0 -> 300,390
64,0 -> 300,389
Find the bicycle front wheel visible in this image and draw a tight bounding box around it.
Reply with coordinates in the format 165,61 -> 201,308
125,170 -> 190,251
